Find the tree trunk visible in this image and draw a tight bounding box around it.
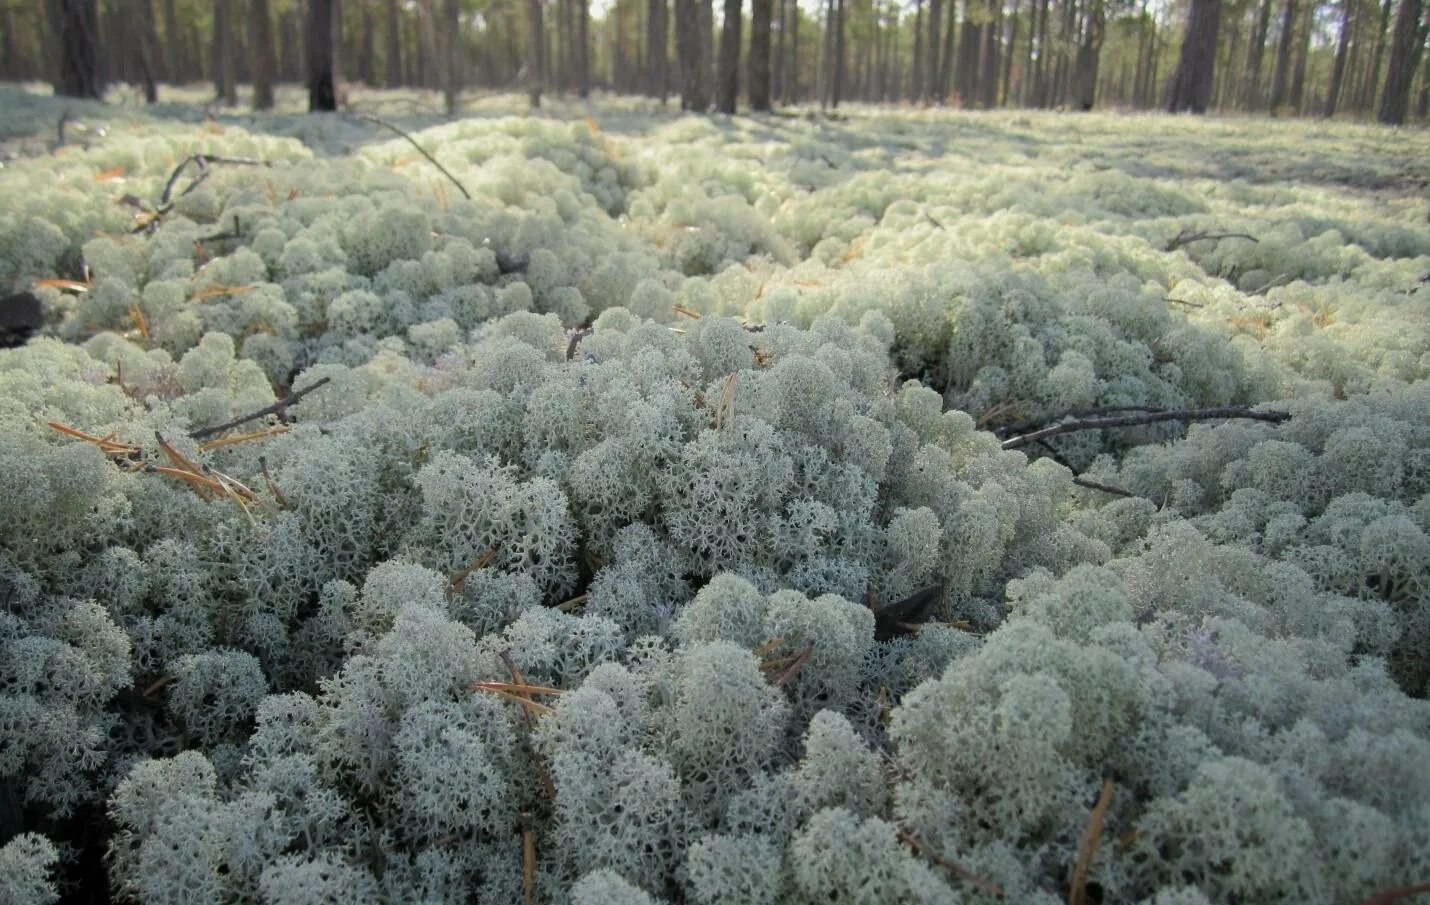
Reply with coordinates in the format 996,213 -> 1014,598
442,0 -> 460,112
936,0 -> 957,101
750,0 -> 772,108
1243,0 -> 1274,106
1268,0 -> 1297,110
308,0 -> 338,110
385,0 -> 402,85
161,0 -> 182,81
212,0 -> 236,105
1165,0 -> 1221,112
1360,0 -> 1393,109
979,0 -> 1002,106
1002,1 -> 1020,104
359,0 -> 375,85
53,0 -> 102,98
772,0 -> 786,98
649,0 -> 668,99
1325,0 -> 1356,114
1379,0 -> 1425,122
527,0 -> 544,106
911,0 -> 924,101
832,0 -> 845,105
955,11 -> 980,104
578,0 -> 590,96
1289,1 -> 1313,109
676,0 -> 706,108
926,0 -> 942,100
1073,0 -> 1104,108
789,0 -> 798,100
1032,0 -> 1050,103
251,0 -> 276,109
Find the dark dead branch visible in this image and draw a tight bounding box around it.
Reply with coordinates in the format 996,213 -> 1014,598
56,108 -> 71,149
353,112 -> 472,200
199,214 -> 244,244
1164,296 -> 1204,308
1029,439 -> 1143,500
1357,883 -> 1430,905
188,376 -> 331,440
897,830 -> 1004,899
1001,406 -> 1291,451
991,405 -> 1172,439
159,153 -> 267,209
1166,229 -> 1260,252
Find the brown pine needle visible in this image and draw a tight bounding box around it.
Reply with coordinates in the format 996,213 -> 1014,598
449,549 -> 497,595
673,305 -> 703,320
128,304 -> 149,341
154,432 -> 203,474
198,424 -> 290,451
752,637 -> 788,658
150,465 -> 225,498
522,825 -> 536,905
1358,882 -> 1430,905
555,593 -> 587,613
715,373 -> 738,431
187,283 -> 257,303
475,686 -> 556,715
141,674 -> 176,697
771,640 -> 816,688
1068,776 -> 1115,905
257,456 -> 290,509
473,681 -> 563,697
46,421 -> 142,456
33,278 -> 91,293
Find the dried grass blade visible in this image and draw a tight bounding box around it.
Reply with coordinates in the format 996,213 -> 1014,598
473,681 -> 563,697
772,640 -> 815,688
198,425 -> 291,451
673,305 -> 702,320
521,826 -> 536,905
475,686 -> 556,716
34,278 -> 91,293
187,283 -> 257,303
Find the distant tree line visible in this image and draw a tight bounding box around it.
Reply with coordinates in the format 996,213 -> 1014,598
5,0 -> 1425,122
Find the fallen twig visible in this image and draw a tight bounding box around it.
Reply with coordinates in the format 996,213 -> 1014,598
1164,296 -> 1204,308
897,830 -> 1003,899
354,113 -> 471,199
1068,777 -> 1115,905
188,376 -> 331,440
1073,476 -> 1140,498
158,153 -> 267,209
1357,883 -> 1430,905
1001,406 -> 1290,452
1166,229 -> 1260,252
448,549 -> 496,596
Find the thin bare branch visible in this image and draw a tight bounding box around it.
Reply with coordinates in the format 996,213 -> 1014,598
189,376 -> 331,440
353,113 -> 472,199
897,830 -> 1004,899
1166,229 -> 1260,252
1001,406 -> 1291,451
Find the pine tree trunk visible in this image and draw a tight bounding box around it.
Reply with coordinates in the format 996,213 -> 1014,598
936,0 -> 957,101
527,0 -> 544,106
1243,0 -> 1273,106
1165,0 -> 1221,112
980,0 -> 1002,106
443,0 -> 460,112
832,0 -> 845,105
1289,1 -> 1313,109
251,0 -> 276,109
1269,0 -> 1297,110
789,0 -> 798,101
213,0 -> 236,105
772,0 -> 786,99
1378,0 -> 1425,122
162,0 -> 182,81
308,0 -> 338,110
386,0 -> 402,86
578,0 -> 590,96
750,0 -> 773,108
1073,0 -> 1104,109
649,0 -> 668,99
1325,0 -> 1356,114
926,0 -> 942,100
1002,1 -> 1020,104
911,0 -> 924,101
359,0 -> 375,86
1360,0 -> 1393,109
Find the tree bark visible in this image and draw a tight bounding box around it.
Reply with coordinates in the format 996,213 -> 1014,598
1360,0 -> 1393,108
832,0 -> 845,105
578,0 -> 591,96
649,0 -> 668,99
979,0 -> 1002,106
385,0 -> 402,85
442,0 -> 460,112
251,0 -> 276,109
1242,0 -> 1274,106
527,0 -> 544,106
308,0 -> 338,110
359,0 -> 375,85
1325,0 -> 1356,114
1268,0 -> 1297,110
1073,0 -> 1105,109
772,0 -> 786,98
1165,0 -> 1221,112
1379,0 -> 1425,122
926,0 -> 943,100
750,0 -> 773,108
911,0 -> 925,101
1289,0 -> 1314,109
936,0 -> 957,100
212,0 -> 237,105
53,0 -> 102,98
